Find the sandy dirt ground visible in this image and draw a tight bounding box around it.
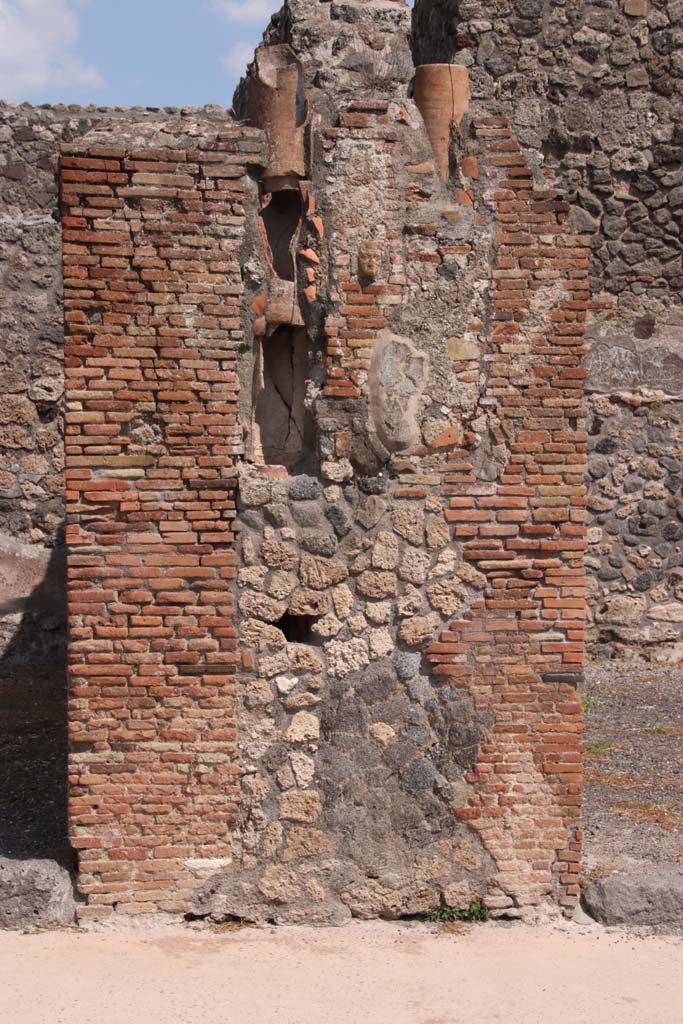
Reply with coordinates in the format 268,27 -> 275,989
1,920 -> 681,1024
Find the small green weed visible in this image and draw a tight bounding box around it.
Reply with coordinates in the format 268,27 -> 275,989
584,740 -> 612,756
428,900 -> 490,924
643,723 -> 666,734
580,693 -> 596,714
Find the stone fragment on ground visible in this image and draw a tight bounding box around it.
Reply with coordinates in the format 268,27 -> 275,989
582,868 -> 683,931
0,858 -> 75,930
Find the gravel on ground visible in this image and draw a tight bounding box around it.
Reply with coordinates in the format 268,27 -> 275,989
583,660 -> 683,878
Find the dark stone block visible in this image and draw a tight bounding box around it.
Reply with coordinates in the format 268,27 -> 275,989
357,476 -> 388,495
400,758 -> 437,796
288,476 -> 322,501
299,530 -> 338,556
325,503 -> 353,537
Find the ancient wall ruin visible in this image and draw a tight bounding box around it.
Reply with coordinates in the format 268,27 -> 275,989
61,125 -> 266,916
0,105 -> 241,881
52,0 -> 587,920
411,0 -> 683,657
0,0 -> 679,924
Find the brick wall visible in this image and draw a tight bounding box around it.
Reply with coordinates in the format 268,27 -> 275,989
61,129 -> 263,917
188,86 -> 588,922
429,118 -> 587,910
58,80 -> 589,919
9,3 -> 591,921
324,108 -> 587,911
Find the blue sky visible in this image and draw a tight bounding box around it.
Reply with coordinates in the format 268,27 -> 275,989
0,0 -> 273,107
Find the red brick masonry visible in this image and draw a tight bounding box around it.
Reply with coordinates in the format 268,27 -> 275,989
61,110 -> 587,916
429,119 -> 587,909
320,107 -> 586,910
61,131 -> 261,917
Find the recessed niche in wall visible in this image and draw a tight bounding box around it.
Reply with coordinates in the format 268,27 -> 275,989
252,326 -> 311,468
276,611 -> 317,644
260,189 -> 302,281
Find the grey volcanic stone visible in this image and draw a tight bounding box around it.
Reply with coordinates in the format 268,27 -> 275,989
326,503 -> 353,537
358,476 -> 388,495
0,858 -> 75,930
582,869 -> 683,930
393,651 -> 421,682
288,476 -> 322,501
291,502 -> 324,528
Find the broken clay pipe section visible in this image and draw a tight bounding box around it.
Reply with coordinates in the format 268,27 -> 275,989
245,44 -> 308,181
257,181 -> 307,328
259,186 -> 303,282
255,280 -> 305,337
252,190 -> 320,334
413,64 -> 470,182
243,43 -> 317,330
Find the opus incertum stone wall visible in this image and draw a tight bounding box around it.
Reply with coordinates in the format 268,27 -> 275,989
56,0 -> 588,921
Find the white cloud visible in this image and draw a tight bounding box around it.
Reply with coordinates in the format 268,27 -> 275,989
213,0 -> 274,25
0,0 -> 102,99
222,40 -> 256,78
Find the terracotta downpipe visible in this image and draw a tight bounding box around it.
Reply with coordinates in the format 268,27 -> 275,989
246,44 -> 308,183
413,65 -> 470,181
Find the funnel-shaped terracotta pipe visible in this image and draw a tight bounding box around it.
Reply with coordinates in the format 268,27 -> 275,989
413,65 -> 470,181
246,44 -> 308,182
